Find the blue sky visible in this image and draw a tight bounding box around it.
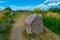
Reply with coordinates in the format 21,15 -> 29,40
0,0 -> 60,10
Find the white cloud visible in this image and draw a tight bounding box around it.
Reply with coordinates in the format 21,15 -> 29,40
45,0 -> 60,3
36,4 -> 43,7
35,0 -> 50,10
0,6 -> 5,10
9,5 -> 35,10
0,0 -> 60,11
48,2 -> 60,6
35,4 -> 49,10
35,0 -> 60,10
0,1 -> 6,3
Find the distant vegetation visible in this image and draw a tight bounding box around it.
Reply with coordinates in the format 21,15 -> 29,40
34,7 -> 60,14
34,8 -> 48,15
48,7 -> 60,13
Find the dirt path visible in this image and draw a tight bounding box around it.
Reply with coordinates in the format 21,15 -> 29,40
10,14 -> 60,40
10,15 -> 27,40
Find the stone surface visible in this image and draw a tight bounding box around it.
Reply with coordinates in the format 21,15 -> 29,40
24,14 -> 44,34
8,18 -> 14,23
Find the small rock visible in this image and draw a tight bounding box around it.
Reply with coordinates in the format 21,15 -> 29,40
8,18 -> 14,23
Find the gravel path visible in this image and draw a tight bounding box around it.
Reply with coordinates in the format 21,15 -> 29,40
13,25 -> 23,40
10,15 -> 27,40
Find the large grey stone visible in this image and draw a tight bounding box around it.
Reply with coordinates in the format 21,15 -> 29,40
24,14 -> 44,34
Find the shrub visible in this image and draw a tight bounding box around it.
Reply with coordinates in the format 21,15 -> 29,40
4,7 -> 11,12
0,25 -> 6,34
0,8 -> 13,40
34,8 -> 40,13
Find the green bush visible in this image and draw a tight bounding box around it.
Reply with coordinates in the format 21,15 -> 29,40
34,8 -> 40,13
0,8 -> 13,40
43,15 -> 60,35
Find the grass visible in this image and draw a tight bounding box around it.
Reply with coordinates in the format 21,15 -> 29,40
22,30 -> 37,38
11,11 -> 24,19
43,13 -> 60,35
0,34 -> 3,40
46,12 -> 60,18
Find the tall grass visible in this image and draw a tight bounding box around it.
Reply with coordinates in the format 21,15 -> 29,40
43,15 -> 60,35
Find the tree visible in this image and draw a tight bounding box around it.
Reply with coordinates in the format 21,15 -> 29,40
3,7 -> 12,17
4,7 -> 11,12
34,8 -> 40,13
48,7 -> 60,13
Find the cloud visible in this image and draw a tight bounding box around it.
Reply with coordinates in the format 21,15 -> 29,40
35,0 -> 60,10
0,6 -> 5,10
35,0 -> 49,10
9,5 -> 35,10
0,1 -> 6,3
35,4 -> 49,10
0,0 -> 60,11
0,5 -> 35,11
36,4 -> 44,7
45,0 -> 60,3
48,2 -> 60,6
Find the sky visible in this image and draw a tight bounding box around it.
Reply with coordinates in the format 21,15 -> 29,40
0,0 -> 60,11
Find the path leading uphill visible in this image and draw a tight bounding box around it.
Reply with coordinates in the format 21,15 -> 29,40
10,15 -> 27,40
